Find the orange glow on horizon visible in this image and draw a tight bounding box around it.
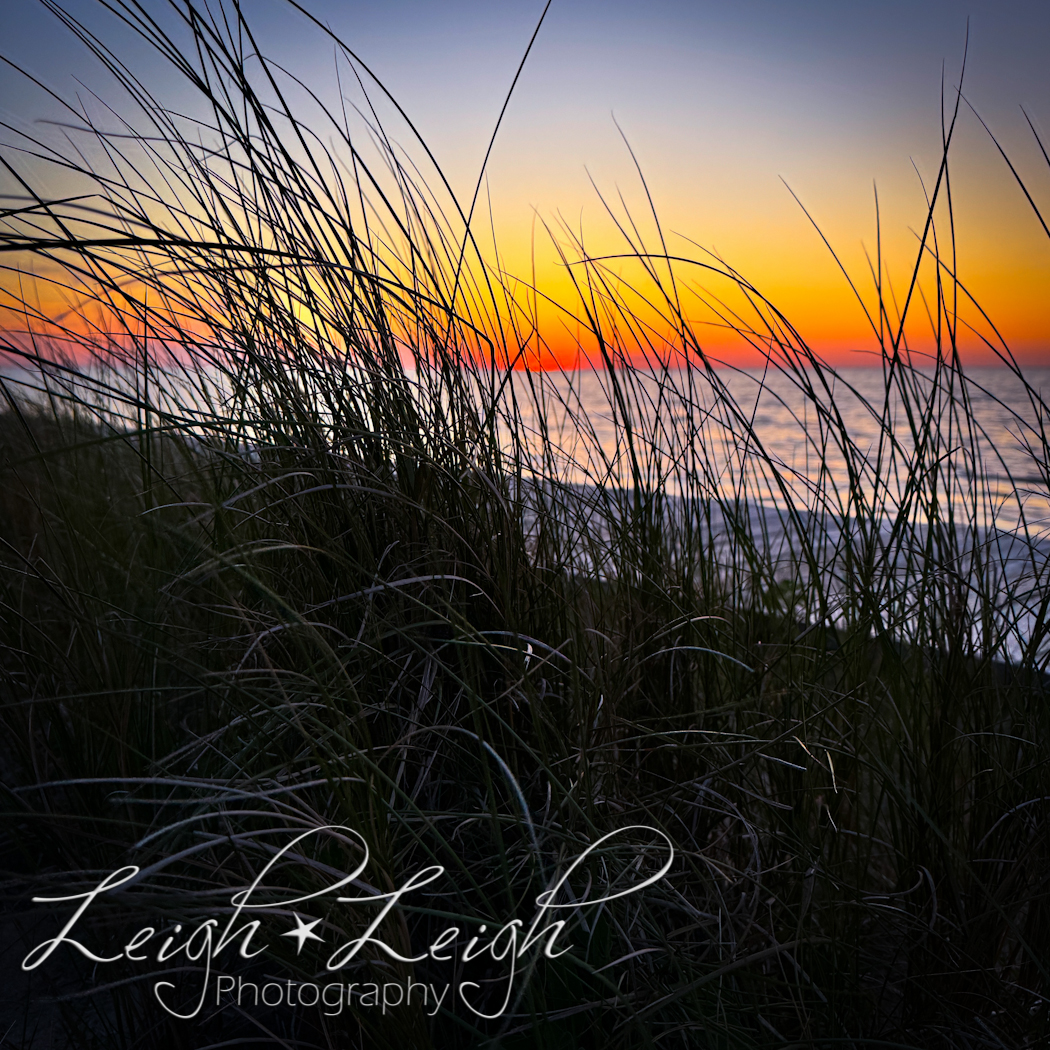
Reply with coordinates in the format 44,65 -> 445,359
4,171 -> 1049,375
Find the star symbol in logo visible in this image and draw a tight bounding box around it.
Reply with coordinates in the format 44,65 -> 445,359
281,913 -> 324,955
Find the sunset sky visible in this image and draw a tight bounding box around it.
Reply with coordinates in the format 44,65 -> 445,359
3,0 -> 1050,365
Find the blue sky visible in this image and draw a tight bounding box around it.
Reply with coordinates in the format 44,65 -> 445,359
3,0 -> 1049,359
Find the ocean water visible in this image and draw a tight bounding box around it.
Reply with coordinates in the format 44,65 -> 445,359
4,355 -> 1050,659
506,363 -> 1050,662
7,355 -> 1047,530
509,365 -> 1050,533
6,355 -> 1048,531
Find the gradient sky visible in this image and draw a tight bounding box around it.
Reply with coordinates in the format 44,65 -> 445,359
3,0 -> 1050,364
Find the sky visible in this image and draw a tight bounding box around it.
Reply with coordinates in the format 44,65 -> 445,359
3,0 -> 1050,365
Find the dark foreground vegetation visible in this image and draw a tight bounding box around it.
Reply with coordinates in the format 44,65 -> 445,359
2,2 -> 1050,1047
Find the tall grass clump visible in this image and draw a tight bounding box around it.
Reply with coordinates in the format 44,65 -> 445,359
2,2 -> 1050,1047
